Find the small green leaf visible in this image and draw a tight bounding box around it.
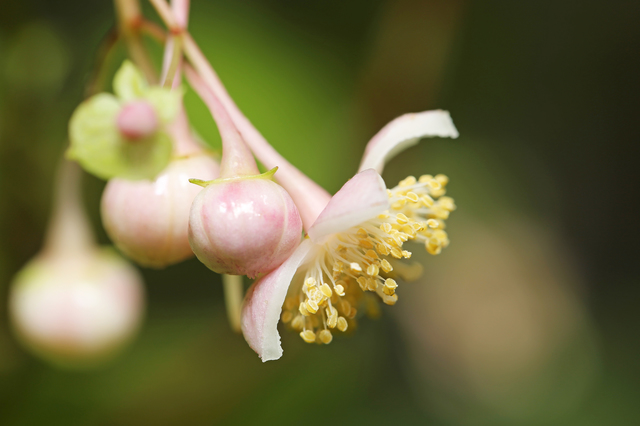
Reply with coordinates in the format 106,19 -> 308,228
113,60 -> 148,102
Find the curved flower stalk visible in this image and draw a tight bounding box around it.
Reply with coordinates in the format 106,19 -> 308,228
9,160 -> 145,368
68,60 -> 181,180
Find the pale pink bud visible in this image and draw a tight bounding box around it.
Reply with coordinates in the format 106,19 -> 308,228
189,177 -> 302,278
116,100 -> 159,140
101,154 -> 219,268
9,250 -> 144,368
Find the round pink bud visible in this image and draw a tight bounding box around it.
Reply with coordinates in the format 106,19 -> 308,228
189,178 -> 303,278
9,250 -> 144,368
116,101 -> 159,140
101,154 -> 219,268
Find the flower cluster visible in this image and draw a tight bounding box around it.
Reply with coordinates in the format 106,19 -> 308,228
8,0 -> 460,367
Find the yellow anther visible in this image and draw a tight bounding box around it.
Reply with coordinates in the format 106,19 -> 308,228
433,229 -> 447,238
391,201 -> 405,210
347,307 -> 357,319
333,261 -> 344,272
320,283 -> 333,298
366,264 -> 380,277
291,315 -> 304,331
378,211 -> 390,219
365,250 -> 378,259
334,284 -> 345,296
305,299 -> 319,314
359,239 -> 374,249
356,277 -> 368,291
327,313 -> 338,329
299,302 -> 310,316
390,247 -> 403,259
402,250 -> 412,259
367,278 -> 377,292
383,278 -> 398,295
326,305 -> 338,318
439,196 -> 456,210
281,311 -> 293,323
401,225 -> 416,237
428,180 -> 442,190
337,317 -> 348,332
411,221 -> 426,231
426,218 -> 439,228
305,277 -> 316,288
380,223 -> 393,234
380,259 -> 393,272
426,240 -> 442,255
406,192 -> 419,203
396,213 -> 409,225
376,243 -> 390,255
435,174 -> 449,186
399,176 -> 417,187
419,174 -> 433,183
420,195 -> 434,207
382,293 -> 398,306
357,228 -> 368,238
350,262 -> 362,272
300,330 -> 316,343
318,329 -> 333,344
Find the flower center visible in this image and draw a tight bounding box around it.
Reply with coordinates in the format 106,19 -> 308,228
281,174 -> 455,344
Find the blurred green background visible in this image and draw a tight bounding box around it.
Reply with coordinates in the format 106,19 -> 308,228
1,0 -> 639,425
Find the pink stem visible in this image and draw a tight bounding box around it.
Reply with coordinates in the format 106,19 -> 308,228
160,0 -> 203,157
185,67 -> 259,178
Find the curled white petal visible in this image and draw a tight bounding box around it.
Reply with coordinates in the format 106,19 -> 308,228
308,169 -> 389,243
358,110 -> 459,174
241,239 -> 316,362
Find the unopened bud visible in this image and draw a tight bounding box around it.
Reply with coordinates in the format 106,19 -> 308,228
9,250 -> 144,368
101,154 -> 219,268
116,100 -> 159,140
188,175 -> 302,278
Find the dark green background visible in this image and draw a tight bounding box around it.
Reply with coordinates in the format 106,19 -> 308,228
1,1 -> 638,425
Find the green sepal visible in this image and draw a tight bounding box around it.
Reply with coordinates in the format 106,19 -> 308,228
189,167 -> 278,187
113,60 -> 148,102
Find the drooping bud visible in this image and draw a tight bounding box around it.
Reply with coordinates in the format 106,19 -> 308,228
189,169 -> 303,278
9,250 -> 145,368
102,152 -> 219,268
8,160 -> 145,368
186,69 -> 302,278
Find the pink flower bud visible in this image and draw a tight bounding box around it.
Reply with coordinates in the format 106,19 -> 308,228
116,101 -> 159,140
101,154 -> 219,268
189,177 -> 302,278
9,250 -> 144,368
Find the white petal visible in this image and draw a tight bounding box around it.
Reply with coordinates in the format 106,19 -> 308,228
308,169 -> 389,243
241,239 -> 316,362
358,110 -> 459,174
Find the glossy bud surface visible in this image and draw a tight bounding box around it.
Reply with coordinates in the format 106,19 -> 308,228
189,178 -> 302,278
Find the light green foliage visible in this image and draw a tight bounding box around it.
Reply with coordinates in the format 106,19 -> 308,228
68,61 -> 180,180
